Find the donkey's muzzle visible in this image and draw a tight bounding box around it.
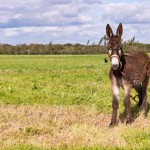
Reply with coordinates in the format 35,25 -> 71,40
110,55 -> 120,70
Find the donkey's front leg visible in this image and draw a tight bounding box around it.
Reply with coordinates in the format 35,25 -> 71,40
109,80 -> 119,127
124,86 -> 132,125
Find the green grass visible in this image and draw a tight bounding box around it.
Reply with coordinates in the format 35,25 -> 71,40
0,55 -> 113,112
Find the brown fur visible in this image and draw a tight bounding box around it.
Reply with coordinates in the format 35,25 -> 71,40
123,52 -> 150,86
106,23 -> 150,127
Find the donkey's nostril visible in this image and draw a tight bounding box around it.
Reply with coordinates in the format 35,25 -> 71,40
112,64 -> 119,70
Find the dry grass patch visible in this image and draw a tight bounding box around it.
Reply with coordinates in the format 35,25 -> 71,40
0,104 -> 150,149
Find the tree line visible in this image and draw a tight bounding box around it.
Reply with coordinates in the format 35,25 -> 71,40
0,36 -> 150,54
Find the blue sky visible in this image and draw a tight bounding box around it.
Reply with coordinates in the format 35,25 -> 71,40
0,0 -> 150,45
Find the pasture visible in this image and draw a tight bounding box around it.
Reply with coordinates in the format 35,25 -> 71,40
0,55 -> 150,149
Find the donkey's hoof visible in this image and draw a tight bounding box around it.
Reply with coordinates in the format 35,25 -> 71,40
109,122 -> 116,128
126,119 -> 132,125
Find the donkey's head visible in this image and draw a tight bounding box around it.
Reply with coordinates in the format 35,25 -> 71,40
106,23 -> 123,70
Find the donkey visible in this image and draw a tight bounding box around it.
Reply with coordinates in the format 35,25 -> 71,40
106,23 -> 150,127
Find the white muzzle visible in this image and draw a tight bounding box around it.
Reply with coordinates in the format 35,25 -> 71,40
110,54 -> 120,70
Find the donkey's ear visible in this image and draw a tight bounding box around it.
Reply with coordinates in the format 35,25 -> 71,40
116,23 -> 123,37
106,24 -> 113,39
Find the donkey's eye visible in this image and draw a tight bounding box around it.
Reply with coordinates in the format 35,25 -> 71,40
118,49 -> 122,56
108,49 -> 112,56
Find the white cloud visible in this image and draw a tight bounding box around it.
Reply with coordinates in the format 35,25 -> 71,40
99,1 -> 150,43
0,0 -> 95,28
101,2 -> 150,24
3,29 -> 19,37
0,0 -> 149,44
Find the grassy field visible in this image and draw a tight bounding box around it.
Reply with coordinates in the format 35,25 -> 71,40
0,55 -> 149,149
0,55 -> 112,110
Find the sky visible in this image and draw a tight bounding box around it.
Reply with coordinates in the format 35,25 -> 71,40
0,0 -> 150,45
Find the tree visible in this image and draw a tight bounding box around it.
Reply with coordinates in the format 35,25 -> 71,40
86,40 -> 90,45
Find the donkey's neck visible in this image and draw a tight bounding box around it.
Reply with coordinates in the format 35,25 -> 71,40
120,54 -> 126,70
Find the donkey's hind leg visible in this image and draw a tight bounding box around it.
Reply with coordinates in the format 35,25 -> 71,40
134,85 -> 142,107
141,76 -> 149,115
